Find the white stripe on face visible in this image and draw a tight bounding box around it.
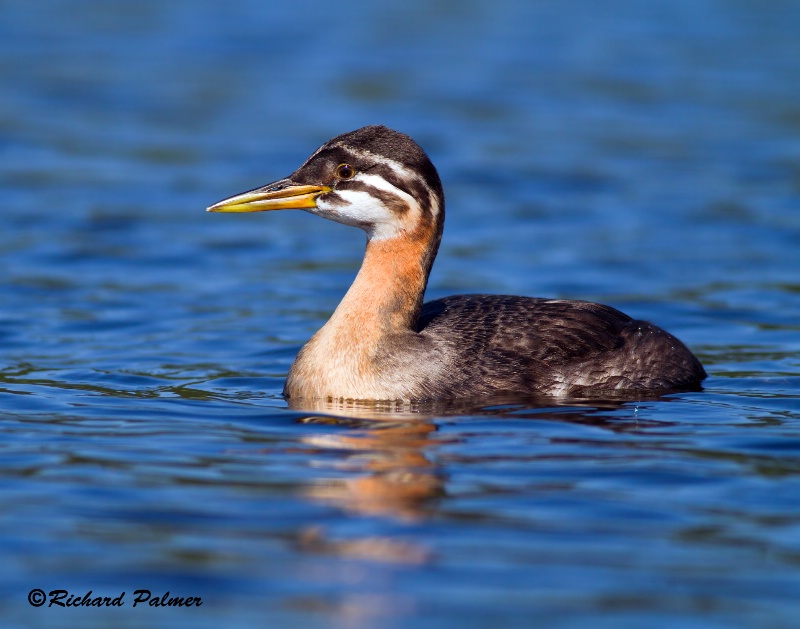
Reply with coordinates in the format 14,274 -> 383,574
315,171 -> 424,240
380,159 -> 441,220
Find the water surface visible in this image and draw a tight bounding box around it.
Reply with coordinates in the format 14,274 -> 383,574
1,1 -> 799,627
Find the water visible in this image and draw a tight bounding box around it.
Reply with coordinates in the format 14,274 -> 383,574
2,1 -> 800,627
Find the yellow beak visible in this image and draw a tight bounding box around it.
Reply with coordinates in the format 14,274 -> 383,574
206,182 -> 332,213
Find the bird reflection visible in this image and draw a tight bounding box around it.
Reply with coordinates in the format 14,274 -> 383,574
287,393 -> 669,564
297,412 -> 443,523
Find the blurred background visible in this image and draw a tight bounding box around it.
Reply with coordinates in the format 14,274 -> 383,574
4,0 -> 800,299
1,1 -> 799,628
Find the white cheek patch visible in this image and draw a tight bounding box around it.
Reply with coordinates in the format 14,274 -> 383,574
315,171 -> 424,241
317,189 -> 403,240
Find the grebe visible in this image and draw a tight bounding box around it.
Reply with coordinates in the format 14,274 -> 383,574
208,125 -> 706,401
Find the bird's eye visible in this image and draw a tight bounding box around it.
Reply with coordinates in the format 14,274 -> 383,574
336,163 -> 355,180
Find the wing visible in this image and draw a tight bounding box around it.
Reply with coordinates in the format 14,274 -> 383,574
416,294 -> 704,395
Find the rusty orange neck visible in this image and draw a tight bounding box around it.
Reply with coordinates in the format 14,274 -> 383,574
328,232 -> 432,335
285,220 -> 442,400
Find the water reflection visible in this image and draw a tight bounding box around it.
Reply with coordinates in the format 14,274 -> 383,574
286,392 -> 654,418
286,394 -> 665,568
286,391 -> 671,428
299,414 -> 443,523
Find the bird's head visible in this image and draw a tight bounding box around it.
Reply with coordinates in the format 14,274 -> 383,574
208,125 -> 445,242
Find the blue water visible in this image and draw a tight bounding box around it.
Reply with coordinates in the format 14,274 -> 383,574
2,1 -> 800,627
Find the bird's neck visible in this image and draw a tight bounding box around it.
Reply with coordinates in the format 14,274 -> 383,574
285,225 -> 440,400
330,231 -> 434,334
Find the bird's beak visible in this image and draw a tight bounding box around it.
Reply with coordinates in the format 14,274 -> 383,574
206,180 -> 332,213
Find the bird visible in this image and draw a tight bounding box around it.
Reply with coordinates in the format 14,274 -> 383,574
208,125 -> 706,401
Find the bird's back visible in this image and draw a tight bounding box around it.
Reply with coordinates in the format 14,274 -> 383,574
415,294 -> 706,397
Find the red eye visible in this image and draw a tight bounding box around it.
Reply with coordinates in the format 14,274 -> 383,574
336,163 -> 355,179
